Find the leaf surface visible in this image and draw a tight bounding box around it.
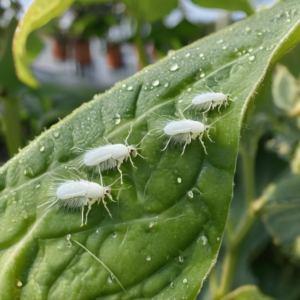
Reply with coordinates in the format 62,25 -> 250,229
3,1 -> 300,299
221,285 -> 273,300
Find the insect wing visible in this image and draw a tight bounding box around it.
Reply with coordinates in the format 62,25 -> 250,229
164,120 -> 193,135
192,93 -> 215,104
56,181 -> 89,199
84,145 -> 115,166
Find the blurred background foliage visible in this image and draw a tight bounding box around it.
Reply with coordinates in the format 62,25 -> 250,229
1,0 -> 300,299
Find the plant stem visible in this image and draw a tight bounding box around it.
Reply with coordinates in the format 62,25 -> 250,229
1,96 -> 22,157
241,148 -> 256,207
213,148 -> 258,299
134,19 -> 147,68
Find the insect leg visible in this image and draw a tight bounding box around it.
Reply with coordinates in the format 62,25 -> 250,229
181,141 -> 188,156
128,154 -> 137,169
162,136 -> 172,151
102,197 -> 113,218
199,132 -> 208,154
107,193 -> 116,203
116,161 -> 123,184
81,205 -> 85,227
206,128 -> 215,143
85,200 -> 92,225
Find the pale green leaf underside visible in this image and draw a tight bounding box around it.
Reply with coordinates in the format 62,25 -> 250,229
2,1 -> 300,299
221,285 -> 273,300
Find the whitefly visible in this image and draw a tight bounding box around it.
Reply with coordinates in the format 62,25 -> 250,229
181,86 -> 243,115
152,111 -> 232,155
71,125 -> 146,184
38,172 -> 120,226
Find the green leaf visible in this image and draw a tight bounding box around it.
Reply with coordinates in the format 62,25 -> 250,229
221,285 -> 273,300
272,64 -> 300,116
192,0 -> 255,16
3,1 -> 300,299
262,171 -> 300,259
13,0 -> 74,88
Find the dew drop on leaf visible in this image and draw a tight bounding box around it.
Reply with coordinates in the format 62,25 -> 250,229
146,255 -> 151,261
54,132 -> 59,138
114,113 -> 121,125
164,82 -> 169,87
249,55 -> 255,61
127,86 -> 133,91
178,256 -> 184,263
183,278 -> 188,284
17,281 -> 22,287
40,146 -> 45,152
187,191 -> 194,198
200,72 -> 205,78
177,178 -> 182,183
112,232 -> 117,238
170,63 -> 179,71
152,79 -> 159,86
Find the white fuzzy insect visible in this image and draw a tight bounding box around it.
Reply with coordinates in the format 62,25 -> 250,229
152,111 -> 231,155
38,173 -> 119,226
182,88 -> 233,114
72,126 -> 145,184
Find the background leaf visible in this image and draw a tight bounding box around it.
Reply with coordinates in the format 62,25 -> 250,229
221,285 -> 273,300
3,1 -> 300,299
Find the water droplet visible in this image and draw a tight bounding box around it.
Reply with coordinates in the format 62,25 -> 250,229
170,63 -> 179,71
199,53 -> 204,57
249,55 -> 255,61
168,49 -> 175,56
187,88 -> 191,92
149,222 -> 154,228
146,255 -> 151,261
245,26 -> 250,32
40,146 -> 45,152
19,159 -> 22,164
200,72 -> 205,78
260,46 -> 264,50
17,281 -> 22,287
12,219 -> 16,223
198,235 -> 208,245
170,282 -> 175,288
185,53 -> 190,57
144,87 -> 147,90
177,178 -> 182,183
248,48 -> 253,52
114,113 -> 121,125
54,132 -> 59,138
187,191 -> 193,198
122,84 -> 126,88
183,278 -> 188,284
24,170 -> 27,175
127,86 -> 133,91
23,212 -> 28,219
257,32 -> 262,35
164,82 -> 169,87
110,273 -> 115,281
36,182 -> 40,189
66,234 -> 71,241
178,256 -> 184,263
217,39 -> 223,44
222,46 -> 227,50
96,230 -> 99,234
66,241 -> 72,248
217,237 -> 220,241
152,79 -> 159,86
112,232 -> 117,238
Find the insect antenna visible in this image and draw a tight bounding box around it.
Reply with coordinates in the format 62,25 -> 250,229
124,123 -> 134,146
107,176 -> 122,187
72,238 -> 127,295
